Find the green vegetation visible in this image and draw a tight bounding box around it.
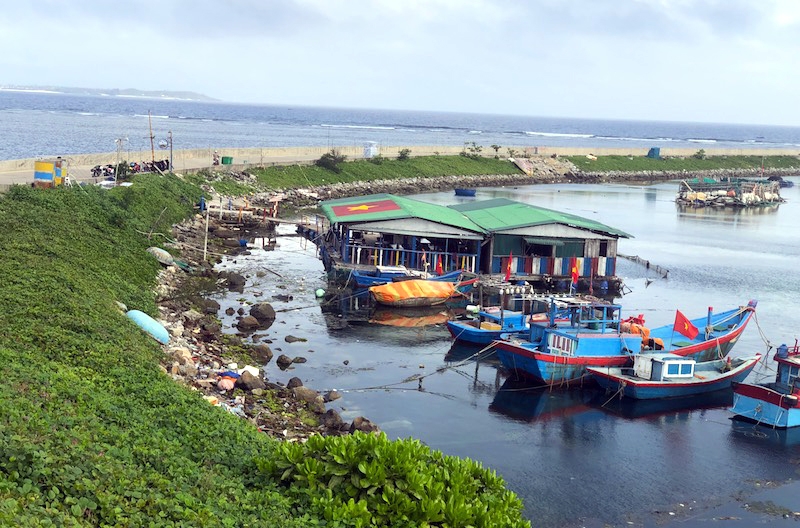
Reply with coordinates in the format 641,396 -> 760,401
233,155 -> 521,195
0,174 -> 529,526
263,432 -> 529,528
566,154 -> 800,172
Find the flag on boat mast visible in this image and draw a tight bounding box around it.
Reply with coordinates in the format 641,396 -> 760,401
673,310 -> 699,339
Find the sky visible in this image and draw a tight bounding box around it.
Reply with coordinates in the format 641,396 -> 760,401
2,0 -> 799,126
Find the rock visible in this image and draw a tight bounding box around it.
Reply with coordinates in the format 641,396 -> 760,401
285,335 -> 307,343
226,272 -> 246,291
350,416 -> 379,433
237,307 -> 245,315
184,364 -> 198,377
292,386 -> 325,413
324,390 -> 341,402
225,307 -> 235,316
320,409 -> 344,429
237,316 -> 260,331
170,347 -> 194,366
235,370 -> 267,391
250,303 -> 276,322
292,356 -> 307,364
273,294 -> 293,302
200,299 -> 220,315
276,354 -> 293,369
287,377 -> 303,389
169,321 -> 185,337
343,360 -> 349,365
182,309 -> 204,324
250,343 -> 273,364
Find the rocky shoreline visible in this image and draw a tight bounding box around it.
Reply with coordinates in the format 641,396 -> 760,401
150,213 -> 378,441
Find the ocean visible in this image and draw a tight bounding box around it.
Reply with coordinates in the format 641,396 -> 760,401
3,90 -> 800,161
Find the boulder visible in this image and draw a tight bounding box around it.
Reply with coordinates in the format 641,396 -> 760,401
250,343 -> 274,364
276,354 -> 293,369
250,303 -> 276,322
286,376 -> 303,389
350,416 -> 379,433
235,370 -> 267,391
292,386 -> 325,414
237,316 -> 260,331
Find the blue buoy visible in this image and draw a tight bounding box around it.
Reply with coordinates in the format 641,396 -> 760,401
126,309 -> 170,344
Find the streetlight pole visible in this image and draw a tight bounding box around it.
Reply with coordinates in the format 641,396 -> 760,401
168,130 -> 173,172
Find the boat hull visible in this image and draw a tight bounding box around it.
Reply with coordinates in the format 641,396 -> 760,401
730,383 -> 800,428
588,356 -> 760,400
352,269 -> 463,288
647,304 -> 756,362
494,340 -> 632,386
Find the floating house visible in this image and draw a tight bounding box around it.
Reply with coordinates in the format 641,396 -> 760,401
301,193 -> 631,293
676,177 -> 783,207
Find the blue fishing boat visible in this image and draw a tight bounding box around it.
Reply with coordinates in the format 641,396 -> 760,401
730,341 -> 800,428
447,306 -> 569,345
454,188 -> 477,197
641,301 -> 757,362
587,353 -> 761,400
350,266 -> 464,288
492,299 -> 643,387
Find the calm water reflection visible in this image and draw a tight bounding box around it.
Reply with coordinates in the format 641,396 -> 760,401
214,178 -> 800,527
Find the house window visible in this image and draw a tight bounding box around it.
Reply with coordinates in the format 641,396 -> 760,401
599,241 -> 608,257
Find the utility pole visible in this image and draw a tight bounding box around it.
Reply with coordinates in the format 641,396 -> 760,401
114,136 -> 127,184
148,110 -> 155,164
168,130 -> 173,172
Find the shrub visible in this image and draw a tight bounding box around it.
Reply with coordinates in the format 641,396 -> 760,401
315,149 -> 347,173
397,148 -> 411,161
367,154 -> 385,165
692,149 -> 707,160
460,142 -> 483,160
261,431 -> 530,528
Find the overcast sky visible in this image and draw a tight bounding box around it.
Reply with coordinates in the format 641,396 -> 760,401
2,0 -> 799,126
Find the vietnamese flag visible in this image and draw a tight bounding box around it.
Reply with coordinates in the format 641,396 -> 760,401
504,251 -> 513,282
570,257 -> 579,285
435,254 -> 444,275
673,310 -> 699,340
332,199 -> 401,217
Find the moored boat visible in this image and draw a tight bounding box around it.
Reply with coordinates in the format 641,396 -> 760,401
492,299 -> 643,387
454,188 -> 477,197
630,300 -> 757,362
447,305 -> 570,345
730,341 -> 800,428
588,353 -> 761,400
351,266 -> 463,288
369,277 -> 477,307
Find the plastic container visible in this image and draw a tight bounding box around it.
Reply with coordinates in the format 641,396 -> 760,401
221,156 -> 233,165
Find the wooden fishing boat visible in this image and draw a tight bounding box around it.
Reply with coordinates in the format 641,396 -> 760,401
369,277 -> 477,307
447,306 -> 570,345
587,353 -> 761,400
492,299 -> 642,387
351,266 -> 463,288
641,301 -> 757,362
730,341 -> 800,428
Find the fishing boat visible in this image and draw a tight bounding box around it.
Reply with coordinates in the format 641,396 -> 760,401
730,341 -> 800,428
369,277 -> 478,307
589,387 -> 735,420
454,188 -> 477,197
492,299 -> 643,387
351,266 -> 463,288
447,305 -> 570,345
638,300 -> 757,362
587,353 -> 761,400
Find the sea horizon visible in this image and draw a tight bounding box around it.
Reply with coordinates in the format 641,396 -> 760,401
2,90 -> 800,161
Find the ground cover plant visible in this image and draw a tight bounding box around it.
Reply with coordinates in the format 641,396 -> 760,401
0,174 -> 530,527
566,153 -> 800,172
185,155 -> 523,195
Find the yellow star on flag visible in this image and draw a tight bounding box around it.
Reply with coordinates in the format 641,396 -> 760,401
347,204 -> 375,211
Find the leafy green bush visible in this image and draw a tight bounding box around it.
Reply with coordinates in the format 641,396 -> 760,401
261,432 -> 530,528
397,148 -> 411,161
315,150 -> 348,173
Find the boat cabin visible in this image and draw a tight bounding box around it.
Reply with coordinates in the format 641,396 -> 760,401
633,353 -> 695,381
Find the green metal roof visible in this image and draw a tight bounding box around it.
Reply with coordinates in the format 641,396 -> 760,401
319,193 -> 485,233
450,198 -> 632,238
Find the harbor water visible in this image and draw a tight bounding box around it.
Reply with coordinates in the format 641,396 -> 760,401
210,179 -> 800,527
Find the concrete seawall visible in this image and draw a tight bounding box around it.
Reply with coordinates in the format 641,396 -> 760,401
1,145 -> 798,186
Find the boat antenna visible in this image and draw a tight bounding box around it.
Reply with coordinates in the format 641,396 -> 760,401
148,110 -> 155,164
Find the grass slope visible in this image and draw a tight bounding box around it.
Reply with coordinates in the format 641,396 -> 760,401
566,154 -> 800,172
0,176 -> 310,527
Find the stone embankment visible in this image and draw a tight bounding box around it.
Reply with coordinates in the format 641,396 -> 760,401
151,213 -> 378,440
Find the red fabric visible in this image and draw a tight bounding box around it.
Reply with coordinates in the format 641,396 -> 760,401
435,254 -> 444,275
504,252 -> 513,282
570,257 -> 579,284
673,310 -> 699,339
332,199 -> 401,217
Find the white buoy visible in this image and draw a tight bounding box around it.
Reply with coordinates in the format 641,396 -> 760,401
315,288 -> 325,298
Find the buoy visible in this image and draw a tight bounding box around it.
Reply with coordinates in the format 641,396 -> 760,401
315,288 -> 325,298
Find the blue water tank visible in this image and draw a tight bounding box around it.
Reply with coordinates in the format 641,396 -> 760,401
646,147 -> 661,159
777,344 -> 789,358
